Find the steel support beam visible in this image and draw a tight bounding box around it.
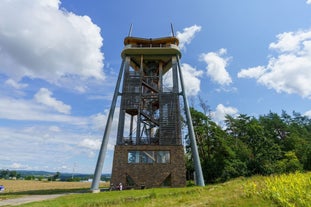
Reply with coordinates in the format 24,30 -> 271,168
91,58 -> 127,192
176,56 -> 205,186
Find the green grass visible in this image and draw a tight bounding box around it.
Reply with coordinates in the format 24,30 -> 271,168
4,173 -> 311,206
245,172 -> 311,207
15,177 -> 277,207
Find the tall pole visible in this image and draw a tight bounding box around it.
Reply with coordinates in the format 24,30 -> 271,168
170,23 -> 175,37
176,56 -> 205,186
128,23 -> 133,37
91,58 -> 126,192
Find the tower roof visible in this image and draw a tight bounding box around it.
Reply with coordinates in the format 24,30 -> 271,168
124,36 -> 179,46
121,36 -> 181,59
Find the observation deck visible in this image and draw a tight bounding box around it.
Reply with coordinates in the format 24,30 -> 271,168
122,36 -> 181,57
121,36 -> 181,73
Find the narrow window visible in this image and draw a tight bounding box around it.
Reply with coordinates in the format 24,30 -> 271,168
157,151 -> 170,163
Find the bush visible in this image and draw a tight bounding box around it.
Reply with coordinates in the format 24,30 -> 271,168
277,151 -> 303,173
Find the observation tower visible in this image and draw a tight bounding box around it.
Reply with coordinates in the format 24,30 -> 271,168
91,31 -> 204,191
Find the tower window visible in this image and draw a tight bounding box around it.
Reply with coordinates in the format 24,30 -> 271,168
128,151 -> 170,163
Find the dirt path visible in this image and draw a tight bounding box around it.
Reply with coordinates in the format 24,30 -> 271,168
0,194 -> 65,206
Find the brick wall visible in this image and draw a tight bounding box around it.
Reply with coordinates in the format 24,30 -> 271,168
111,145 -> 186,188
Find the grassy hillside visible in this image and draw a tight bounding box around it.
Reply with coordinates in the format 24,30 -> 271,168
5,177 -> 273,207
2,172 -> 311,207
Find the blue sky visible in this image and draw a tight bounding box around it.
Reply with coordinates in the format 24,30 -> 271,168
1,0 -> 311,174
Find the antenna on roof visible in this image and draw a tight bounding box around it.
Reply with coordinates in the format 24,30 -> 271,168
128,24 -> 133,37
170,23 -> 175,37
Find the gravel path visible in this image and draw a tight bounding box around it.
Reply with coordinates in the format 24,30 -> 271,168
0,194 -> 65,206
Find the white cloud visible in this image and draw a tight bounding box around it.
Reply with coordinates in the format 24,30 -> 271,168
176,25 -> 202,50
49,126 -> 61,132
0,95 -> 86,124
200,48 -> 232,85
90,112 -> 108,131
5,79 -> 28,89
0,0 -> 104,84
307,0 -> 311,5
10,163 -> 31,170
269,31 -> 311,52
181,63 -> 203,96
0,125 -> 100,173
39,0 -> 61,8
89,108 -> 121,151
0,93 -> 117,172
304,110 -> 311,117
211,104 -> 238,125
237,66 -> 265,79
79,138 -> 101,150
238,29 -> 311,98
162,63 -> 203,96
74,86 -> 88,93
34,88 -> 71,114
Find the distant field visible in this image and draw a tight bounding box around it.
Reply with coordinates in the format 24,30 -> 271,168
0,180 -> 108,193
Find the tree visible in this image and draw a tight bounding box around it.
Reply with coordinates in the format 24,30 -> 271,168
186,106 -> 311,184
0,169 -> 9,179
226,114 -> 282,175
187,108 -> 239,183
49,172 -> 61,181
275,151 -> 303,173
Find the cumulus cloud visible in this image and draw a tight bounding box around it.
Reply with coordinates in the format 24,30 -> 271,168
200,48 -> 232,85
0,124 -> 101,173
10,162 -> 31,170
34,88 -> 71,114
49,125 -> 61,132
89,108 -> 121,151
5,78 -> 28,89
78,138 -> 101,150
0,0 -> 104,84
237,66 -> 265,79
177,25 -> 202,50
304,110 -> 311,117
307,0 -> 311,5
0,95 -> 86,124
0,93 -> 117,172
237,29 -> 311,98
163,63 -> 203,96
181,63 -> 203,96
90,112 -> 107,132
211,104 -> 238,125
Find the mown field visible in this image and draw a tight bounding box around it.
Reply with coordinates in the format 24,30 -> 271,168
1,172 -> 311,207
0,180 -> 105,193
0,180 -> 108,201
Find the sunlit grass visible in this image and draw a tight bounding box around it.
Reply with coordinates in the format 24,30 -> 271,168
15,177 -> 277,207
5,173 -> 310,206
245,172 -> 311,207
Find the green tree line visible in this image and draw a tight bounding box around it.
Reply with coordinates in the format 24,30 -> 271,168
0,169 -> 20,179
186,108 -> 311,184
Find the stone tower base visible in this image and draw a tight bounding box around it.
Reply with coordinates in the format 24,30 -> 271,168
111,145 -> 186,189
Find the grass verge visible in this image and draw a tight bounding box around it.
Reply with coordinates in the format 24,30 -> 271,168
13,177 -> 277,207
